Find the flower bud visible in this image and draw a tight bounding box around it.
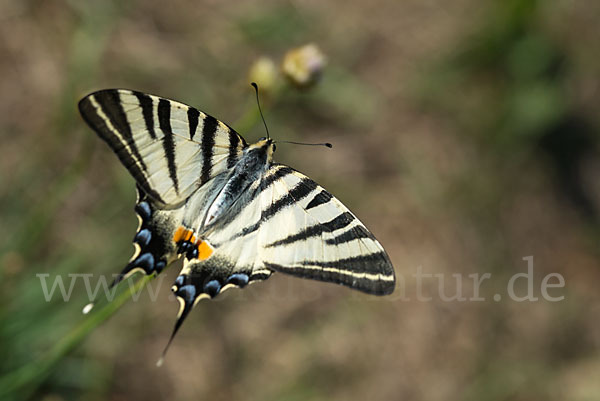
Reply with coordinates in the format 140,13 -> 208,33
248,57 -> 277,93
282,43 -> 326,88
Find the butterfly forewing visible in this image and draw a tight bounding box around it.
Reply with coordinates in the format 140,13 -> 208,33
78,89 -> 246,207
257,167 -> 395,295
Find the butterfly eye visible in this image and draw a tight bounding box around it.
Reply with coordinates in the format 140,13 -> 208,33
272,144 -> 277,152
259,136 -> 267,141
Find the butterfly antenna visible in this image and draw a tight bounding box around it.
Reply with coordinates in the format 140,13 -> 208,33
277,140 -> 332,148
251,82 -> 270,140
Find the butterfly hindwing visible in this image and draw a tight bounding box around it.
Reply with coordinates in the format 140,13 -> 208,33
78,89 -> 247,207
112,186 -> 184,286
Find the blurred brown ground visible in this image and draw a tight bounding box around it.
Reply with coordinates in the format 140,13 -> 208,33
1,1 -> 600,400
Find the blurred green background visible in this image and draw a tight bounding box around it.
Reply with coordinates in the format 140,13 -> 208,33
1,0 -> 600,400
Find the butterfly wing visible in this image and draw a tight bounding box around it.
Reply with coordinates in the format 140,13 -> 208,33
79,89 -> 247,207
166,163 -> 395,339
79,89 -> 249,309
257,166 -> 395,295
121,186 -> 184,280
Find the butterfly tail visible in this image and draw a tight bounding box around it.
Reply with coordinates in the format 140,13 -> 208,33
158,267 -> 208,366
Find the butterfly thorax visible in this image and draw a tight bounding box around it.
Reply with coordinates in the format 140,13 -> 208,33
190,138 -> 275,231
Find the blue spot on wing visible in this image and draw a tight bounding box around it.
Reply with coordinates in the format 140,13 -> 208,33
134,228 -> 152,247
174,275 -> 185,287
177,284 -> 196,303
135,201 -> 152,220
203,280 -> 221,297
133,253 -> 155,273
227,273 -> 249,287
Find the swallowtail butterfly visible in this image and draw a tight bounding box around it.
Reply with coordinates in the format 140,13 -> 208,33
78,88 -> 395,360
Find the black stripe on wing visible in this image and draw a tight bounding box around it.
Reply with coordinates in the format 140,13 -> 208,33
260,165 -> 295,192
133,91 -> 157,139
229,173 -> 317,240
262,177 -> 317,220
306,189 -> 333,210
157,99 -> 180,194
324,225 -> 373,245
200,115 -> 218,184
265,251 -> 395,295
78,90 -> 166,205
187,108 -> 200,140
265,212 -> 356,247
216,165 -> 296,238
227,129 -> 240,168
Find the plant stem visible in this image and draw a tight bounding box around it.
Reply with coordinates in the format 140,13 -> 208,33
0,275 -> 153,400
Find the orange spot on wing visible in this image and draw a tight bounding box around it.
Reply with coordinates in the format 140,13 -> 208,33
196,241 -> 214,261
173,226 -> 196,244
173,226 -> 213,261
173,226 -> 186,243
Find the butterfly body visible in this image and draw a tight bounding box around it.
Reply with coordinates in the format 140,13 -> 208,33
79,88 -> 395,354
200,138 -> 274,228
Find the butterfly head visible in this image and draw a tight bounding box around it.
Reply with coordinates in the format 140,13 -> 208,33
252,137 -> 276,159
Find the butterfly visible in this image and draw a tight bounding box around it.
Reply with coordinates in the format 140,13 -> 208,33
78,88 -> 395,361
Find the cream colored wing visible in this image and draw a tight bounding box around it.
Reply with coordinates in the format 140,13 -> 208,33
165,164 -> 395,350
79,89 -> 246,207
